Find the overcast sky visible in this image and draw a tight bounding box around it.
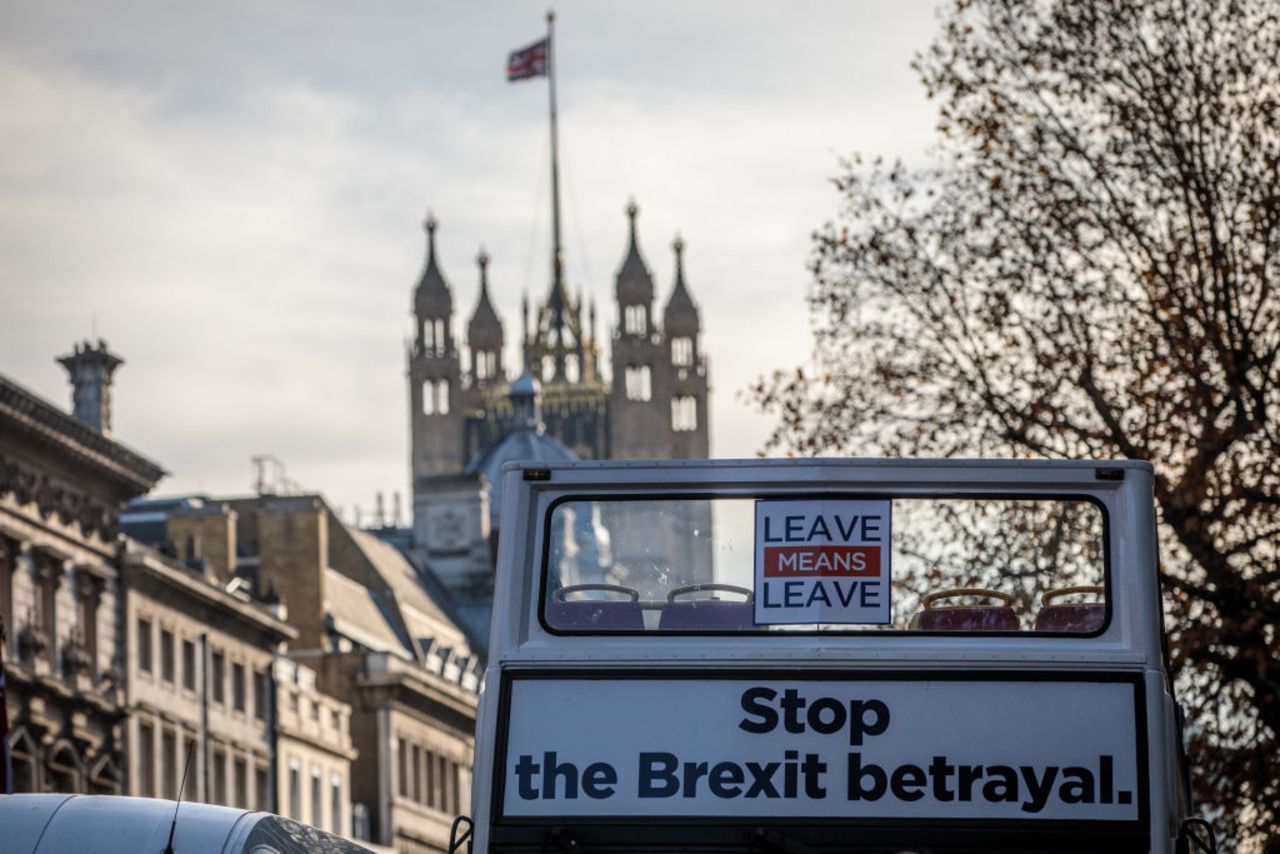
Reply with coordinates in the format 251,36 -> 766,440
1,1 -> 940,521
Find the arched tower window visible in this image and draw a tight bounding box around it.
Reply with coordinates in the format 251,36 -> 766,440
422,380 -> 450,415
625,365 -> 652,401
474,350 -> 497,381
671,336 -> 694,367
672,395 -> 698,431
423,319 -> 447,356
624,305 -> 647,336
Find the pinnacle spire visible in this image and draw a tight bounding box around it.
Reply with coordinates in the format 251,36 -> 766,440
615,196 -> 653,301
664,231 -> 698,328
415,209 -> 452,306
469,246 -> 501,333
672,232 -> 686,286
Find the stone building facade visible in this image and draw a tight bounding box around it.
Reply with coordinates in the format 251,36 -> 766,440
120,533 -> 295,810
128,493 -> 481,853
273,656 -> 358,838
5,341 -> 480,853
0,343 -> 164,794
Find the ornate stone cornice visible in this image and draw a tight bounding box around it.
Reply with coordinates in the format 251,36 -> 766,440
0,373 -> 165,495
0,452 -> 120,540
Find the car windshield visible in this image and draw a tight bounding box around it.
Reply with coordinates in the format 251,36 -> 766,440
541,495 -> 1106,634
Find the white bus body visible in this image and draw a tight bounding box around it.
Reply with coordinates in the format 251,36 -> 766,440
463,458 -> 1200,853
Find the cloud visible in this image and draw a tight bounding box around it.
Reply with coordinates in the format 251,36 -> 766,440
0,1 -> 941,513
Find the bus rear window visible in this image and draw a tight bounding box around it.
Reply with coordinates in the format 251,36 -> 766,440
541,496 -> 1106,635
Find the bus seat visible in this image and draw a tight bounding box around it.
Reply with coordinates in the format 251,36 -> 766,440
547,600 -> 645,630
915,588 -> 1019,632
658,584 -> 754,631
1034,586 -> 1105,633
547,584 -> 645,631
659,601 -> 754,631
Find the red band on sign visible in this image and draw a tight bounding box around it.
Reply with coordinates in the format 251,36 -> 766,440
762,545 -> 881,577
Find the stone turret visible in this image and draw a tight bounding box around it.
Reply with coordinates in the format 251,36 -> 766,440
58,339 -> 124,436
467,247 -> 504,388
409,211 -> 463,481
663,233 -> 700,337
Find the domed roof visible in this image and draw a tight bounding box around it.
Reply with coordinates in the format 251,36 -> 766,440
464,372 -> 577,525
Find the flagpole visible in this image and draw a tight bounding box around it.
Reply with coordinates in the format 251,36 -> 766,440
547,9 -> 566,379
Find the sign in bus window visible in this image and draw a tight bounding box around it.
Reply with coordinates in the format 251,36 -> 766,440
541,496 -> 1106,634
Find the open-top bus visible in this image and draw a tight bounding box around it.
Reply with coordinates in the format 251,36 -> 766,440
454,458 -> 1213,853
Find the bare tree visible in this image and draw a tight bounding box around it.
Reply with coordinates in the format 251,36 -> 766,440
753,0 -> 1280,844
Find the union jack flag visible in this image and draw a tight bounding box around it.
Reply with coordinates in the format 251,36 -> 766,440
507,37 -> 549,81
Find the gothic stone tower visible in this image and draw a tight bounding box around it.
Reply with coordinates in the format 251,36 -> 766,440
608,199 -> 666,459
407,200 -> 712,478
608,200 -> 710,460
660,233 -> 710,459
408,213 -> 464,481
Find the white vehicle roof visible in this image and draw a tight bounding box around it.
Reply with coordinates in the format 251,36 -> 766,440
0,794 -> 373,854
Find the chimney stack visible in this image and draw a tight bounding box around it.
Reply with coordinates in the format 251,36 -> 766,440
58,339 -> 124,435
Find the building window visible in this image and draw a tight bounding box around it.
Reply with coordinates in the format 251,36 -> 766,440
423,318 -> 446,356
671,336 -> 693,367
437,757 -> 448,814
179,734 -> 195,798
160,628 -> 175,683
411,743 -> 422,803
397,738 -> 408,798
76,576 -> 100,680
474,349 -> 496,381
352,803 -> 370,841
565,353 -> 580,383
311,769 -> 322,827
161,729 -> 177,800
232,662 -> 246,713
672,395 -> 698,432
253,670 -> 267,721
234,757 -> 248,809
255,765 -> 270,811
331,776 -> 343,835
210,650 -> 225,704
11,728 -> 37,793
182,639 -> 196,691
624,304 -> 647,336
289,760 -> 301,819
137,618 -> 153,675
427,747 -> 437,809
48,743 -> 81,793
625,365 -> 652,401
422,378 -> 450,415
138,721 -> 155,798
0,537 -> 15,659
213,747 -> 227,805
541,355 -> 555,382
34,555 -> 59,665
